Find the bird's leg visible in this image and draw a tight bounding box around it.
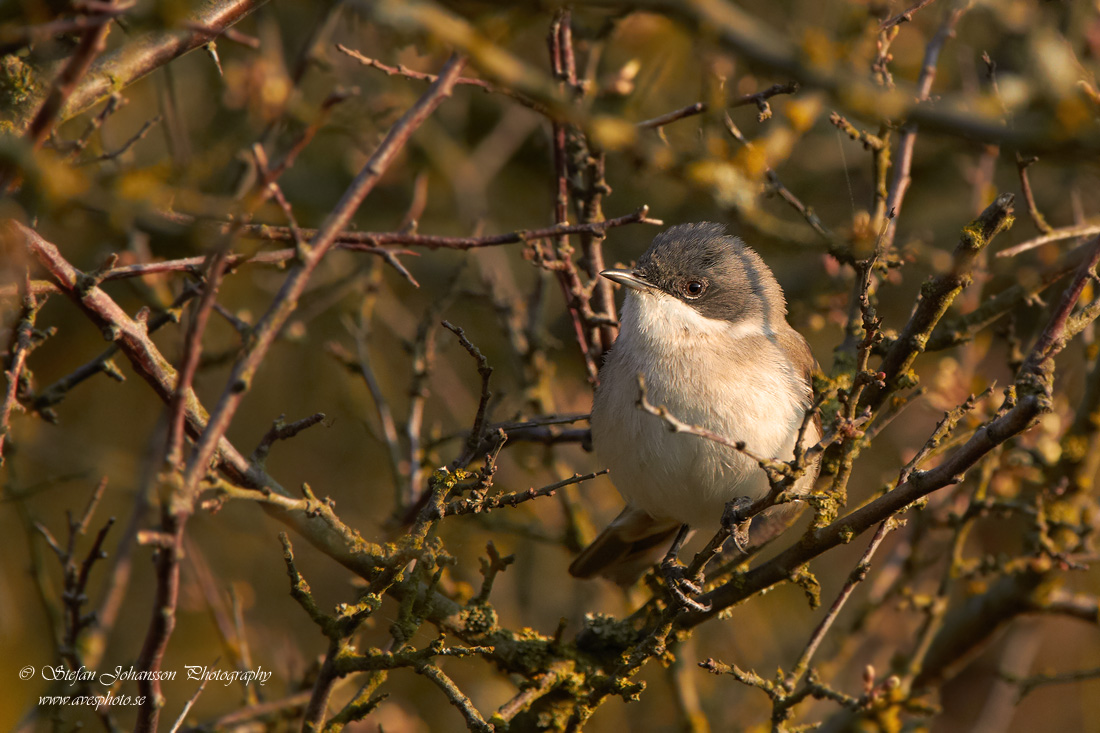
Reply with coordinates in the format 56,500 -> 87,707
722,496 -> 754,555
660,524 -> 709,613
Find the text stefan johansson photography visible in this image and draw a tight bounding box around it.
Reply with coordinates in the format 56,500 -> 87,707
40,665 -> 273,687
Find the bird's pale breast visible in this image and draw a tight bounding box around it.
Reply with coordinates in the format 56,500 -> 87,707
591,290 -> 813,529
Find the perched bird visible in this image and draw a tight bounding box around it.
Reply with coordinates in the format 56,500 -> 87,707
569,222 -> 820,584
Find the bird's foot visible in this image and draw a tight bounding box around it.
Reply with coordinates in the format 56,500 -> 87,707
721,497 -> 754,555
660,558 -> 710,613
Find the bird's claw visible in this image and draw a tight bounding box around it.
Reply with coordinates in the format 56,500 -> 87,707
722,497 -> 753,554
660,558 -> 710,613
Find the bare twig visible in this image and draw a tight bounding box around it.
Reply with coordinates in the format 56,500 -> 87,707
78,115 -> 161,164
786,519 -> 898,690
1,278 -> 38,465
997,223 -> 1100,258
866,193 -> 1015,408
637,81 -> 800,128
250,413 -> 327,466
1015,154 -> 1053,234
879,0 -> 969,246
155,206 -> 662,255
879,0 -> 940,30
442,321 -> 493,470
166,250 -> 230,467
443,470 -> 606,516
337,43 -> 547,116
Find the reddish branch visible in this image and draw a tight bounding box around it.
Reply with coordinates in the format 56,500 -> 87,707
21,3 -> 118,151
336,43 -> 548,116
0,279 -> 38,465
547,9 -> 598,382
154,206 -> 660,256
166,251 -> 231,467
879,1 -> 969,247
12,0 -> 270,132
637,82 -> 800,129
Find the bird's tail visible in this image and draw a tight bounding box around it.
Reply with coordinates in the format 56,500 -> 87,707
568,506 -> 684,586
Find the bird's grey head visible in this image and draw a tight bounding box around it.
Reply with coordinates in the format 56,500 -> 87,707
604,222 -> 786,327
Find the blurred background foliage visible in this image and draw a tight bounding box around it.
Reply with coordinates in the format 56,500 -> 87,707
3,0 -> 1100,731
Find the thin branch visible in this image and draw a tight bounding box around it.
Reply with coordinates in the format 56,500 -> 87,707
154,206 -> 662,255
879,0 -> 969,247
249,412 -> 327,466
1015,154 -> 1053,234
166,250 -> 230,468
78,115 -> 161,164
637,81 -> 799,128
1004,666 -> 1100,701
416,663 -> 493,733
786,518 -> 898,691
442,470 -> 606,516
866,193 -> 1015,408
336,43 -> 547,116
997,223 -> 1100,258
1,277 -> 38,465
879,0 -> 940,30
21,2 -> 119,151
442,321 -> 493,470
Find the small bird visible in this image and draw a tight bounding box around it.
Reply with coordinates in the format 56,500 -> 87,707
569,222 -> 820,584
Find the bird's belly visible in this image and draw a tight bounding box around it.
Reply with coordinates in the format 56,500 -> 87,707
591,356 -> 801,529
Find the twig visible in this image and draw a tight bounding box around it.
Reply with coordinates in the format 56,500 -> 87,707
785,519 -> 898,691
78,115 -> 161,164
6,0 -> 271,133
866,193 -> 1015,408
155,206 -> 662,254
879,0 -> 969,249
723,113 -> 843,255
166,250 -> 230,467
1,277 -> 38,465
548,8 -> 598,383
336,43 -> 547,116
416,663 -> 493,733
18,222 -> 392,577
250,412 -> 327,466
636,374 -> 789,482
1015,154 -> 1053,234
168,660 -> 212,733
134,508 -> 185,731
1003,666 -> 1100,702
442,470 -> 606,516
879,0 -> 940,30
496,664 -> 569,723
29,288 -> 197,419
61,93 -> 125,159
996,223 -> 1100,258
636,81 -> 799,128
442,321 -> 493,470
21,2 -> 118,151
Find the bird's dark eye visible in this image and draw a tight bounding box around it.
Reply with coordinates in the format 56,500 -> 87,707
682,280 -> 706,298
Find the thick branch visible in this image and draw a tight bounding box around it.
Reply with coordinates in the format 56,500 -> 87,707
5,0 -> 271,132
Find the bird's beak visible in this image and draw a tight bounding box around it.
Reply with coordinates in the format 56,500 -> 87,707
601,268 -> 657,293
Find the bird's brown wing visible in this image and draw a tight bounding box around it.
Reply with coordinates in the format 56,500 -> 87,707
568,505 -> 683,586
